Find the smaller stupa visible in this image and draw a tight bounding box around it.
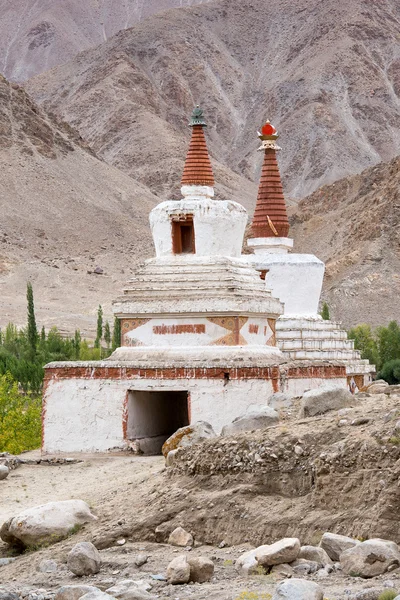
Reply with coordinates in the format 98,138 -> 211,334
245,120 -> 375,391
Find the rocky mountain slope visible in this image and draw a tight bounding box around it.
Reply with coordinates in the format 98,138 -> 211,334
25,0 -> 400,200
290,155 -> 400,328
0,0 -> 211,82
0,73 -> 257,335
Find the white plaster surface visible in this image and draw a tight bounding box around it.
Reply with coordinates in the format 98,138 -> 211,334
246,252 -> 325,316
281,376 -> 348,398
248,237 -> 294,254
42,377 -> 276,453
150,199 -> 247,258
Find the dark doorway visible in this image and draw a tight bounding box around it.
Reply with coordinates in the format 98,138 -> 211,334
172,215 -> 195,254
126,390 -> 189,455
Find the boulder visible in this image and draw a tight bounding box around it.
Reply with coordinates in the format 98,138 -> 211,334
291,558 -> 319,575
270,563 -> 294,577
235,548 -> 259,576
162,421 -> 216,458
268,393 -> 293,410
67,541 -> 101,577
168,526 -> 193,547
298,545 -> 332,566
320,532 -> 359,561
272,578 -> 324,600
187,556 -> 214,583
300,385 -> 355,417
221,406 -> 279,436
367,380 -> 389,394
166,554 -> 191,584
55,586 -> 100,600
106,580 -> 154,600
0,499 -> 96,548
0,465 -> 9,480
340,539 -> 400,578
256,538 -> 300,566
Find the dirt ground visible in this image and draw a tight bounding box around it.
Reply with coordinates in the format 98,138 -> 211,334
2,393 -> 400,598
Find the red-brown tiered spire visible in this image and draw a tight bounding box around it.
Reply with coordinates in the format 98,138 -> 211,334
181,106 -> 215,187
251,120 -> 290,238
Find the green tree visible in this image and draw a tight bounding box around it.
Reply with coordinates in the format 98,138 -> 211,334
377,321 -> 400,368
112,317 -> 121,350
0,373 -> 41,453
379,359 -> 400,385
348,324 -> 379,367
73,329 -> 81,359
104,321 -> 111,349
27,282 -> 38,355
94,305 -> 103,349
321,302 -> 330,320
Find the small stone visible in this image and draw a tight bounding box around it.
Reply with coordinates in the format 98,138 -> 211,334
187,557 -> 214,583
0,465 -> 9,480
67,541 -> 101,577
166,555 -> 190,584
168,527 -> 193,547
55,585 -> 100,600
116,539 -> 126,546
38,559 -> 57,573
134,554 -> 149,567
93,267 -> 104,275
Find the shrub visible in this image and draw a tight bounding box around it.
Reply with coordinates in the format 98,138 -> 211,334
379,359 -> 400,385
377,591 -> 398,600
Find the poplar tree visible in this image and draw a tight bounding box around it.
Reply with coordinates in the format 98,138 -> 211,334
27,282 -> 38,354
321,302 -> 330,321
94,305 -> 103,349
104,321 -> 111,349
112,317 -> 121,350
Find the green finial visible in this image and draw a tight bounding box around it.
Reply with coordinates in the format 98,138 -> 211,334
189,105 -> 207,127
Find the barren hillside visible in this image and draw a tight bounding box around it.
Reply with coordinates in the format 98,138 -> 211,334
0,74 -> 257,336
290,155 -> 400,328
0,0 -> 212,82
25,0 -> 400,200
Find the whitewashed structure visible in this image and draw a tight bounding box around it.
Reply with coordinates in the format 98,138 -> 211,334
244,121 -> 374,391
42,109 -> 351,455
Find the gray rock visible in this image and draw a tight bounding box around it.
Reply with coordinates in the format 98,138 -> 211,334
166,554 -> 190,585
0,593 -> 20,600
269,563 -> 294,577
340,539 -> 400,578
0,500 -> 96,548
350,589 -> 388,600
38,559 -> 57,573
235,548 -> 259,576
222,406 -> 279,436
55,586 -> 100,600
267,393 -> 293,410
67,542 -> 101,577
165,449 -> 180,467
320,532 -> 360,561
105,580 -> 154,600
80,593 -> 115,600
300,385 -> 355,417
0,465 -> 9,480
168,527 -> 193,547
0,557 -> 17,566
162,421 -> 216,457
256,538 -> 300,566
134,554 -> 149,567
299,545 -> 332,566
272,578 -> 324,600
291,558 -> 319,575
187,556 -> 214,583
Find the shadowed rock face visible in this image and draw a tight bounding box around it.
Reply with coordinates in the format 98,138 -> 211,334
24,0 -> 400,201
0,0 -> 212,82
290,155 -> 400,327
